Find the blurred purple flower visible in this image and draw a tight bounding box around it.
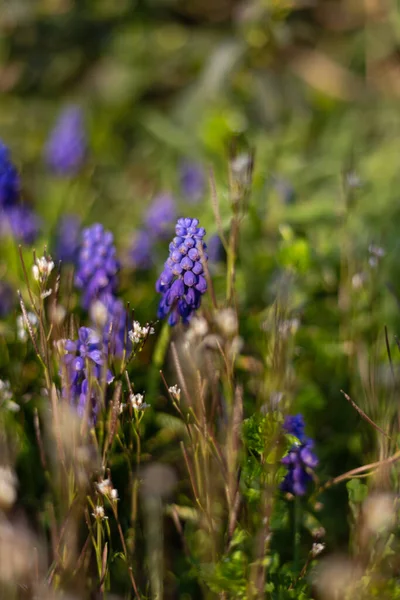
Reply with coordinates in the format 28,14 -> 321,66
283,414 -> 306,442
45,105 -> 87,176
55,215 -> 81,264
281,414 -> 318,496
145,193 -> 176,240
0,281 -> 14,318
63,326 -> 113,421
180,161 -> 205,204
0,141 -> 20,209
6,205 -> 40,245
129,229 -> 153,270
207,234 -> 224,263
75,223 -> 120,309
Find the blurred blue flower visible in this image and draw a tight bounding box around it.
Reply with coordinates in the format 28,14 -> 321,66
156,217 -> 207,326
55,215 -> 81,264
101,293 -> 129,357
75,223 -> 120,309
283,414 -> 306,442
45,105 -> 87,176
129,229 -> 153,270
0,281 -> 14,318
180,161 -> 205,204
281,414 -> 318,496
63,326 -> 113,421
6,205 -> 40,245
0,141 -> 20,209
207,233 -> 225,263
145,193 -> 176,240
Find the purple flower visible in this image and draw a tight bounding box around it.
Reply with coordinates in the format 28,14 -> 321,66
207,234 -> 225,263
75,223 -> 120,309
0,281 -> 14,318
101,293 -> 129,357
0,142 -> 20,209
281,415 -> 318,496
129,229 -> 153,270
5,205 -> 40,245
180,161 -> 205,204
145,193 -> 176,240
45,105 -> 87,176
156,217 -> 208,326
55,215 -> 81,264
63,327 -> 113,421
283,414 -> 306,442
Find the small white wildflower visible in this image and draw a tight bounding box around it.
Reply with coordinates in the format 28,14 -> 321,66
278,318 -> 300,337
168,385 -> 181,401
92,505 -> 107,520
33,255 -> 54,283
130,393 -> 150,410
311,542 -> 325,558
368,244 -> 385,258
186,316 -> 208,343
90,300 -> 108,328
97,478 -> 113,496
119,403 -> 126,414
0,380 -> 19,412
111,488 -> 118,501
128,321 -> 155,344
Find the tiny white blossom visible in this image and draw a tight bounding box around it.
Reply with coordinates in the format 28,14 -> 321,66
97,478 -> 113,496
168,385 -> 181,401
214,308 -> 237,337
311,542 -> 325,558
130,393 -> 150,410
128,321 -> 155,344
33,256 -> 54,283
111,489 -> 118,501
92,505 -> 107,520
0,380 -> 19,412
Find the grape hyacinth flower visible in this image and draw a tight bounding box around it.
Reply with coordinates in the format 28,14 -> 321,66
75,223 -> 120,309
281,414 -> 318,496
180,161 -> 205,204
145,193 -> 176,240
129,229 -> 153,270
63,327 -> 113,421
55,215 -> 81,264
156,217 -> 208,326
45,105 -> 87,176
0,142 -> 20,209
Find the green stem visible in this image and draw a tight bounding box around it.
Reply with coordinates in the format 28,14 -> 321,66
293,497 -> 301,573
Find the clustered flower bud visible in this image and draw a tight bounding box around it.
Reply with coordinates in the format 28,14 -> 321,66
130,393 -> 149,411
156,218 -> 208,326
32,255 -> 55,284
62,327 -> 114,421
75,224 -> 120,309
128,321 -> 155,344
281,414 -> 318,496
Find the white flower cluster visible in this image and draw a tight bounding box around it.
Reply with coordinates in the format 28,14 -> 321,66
96,478 -> 118,501
130,393 -> 150,411
32,255 -> 54,284
168,385 -> 181,401
92,505 -> 108,520
128,321 -> 155,344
